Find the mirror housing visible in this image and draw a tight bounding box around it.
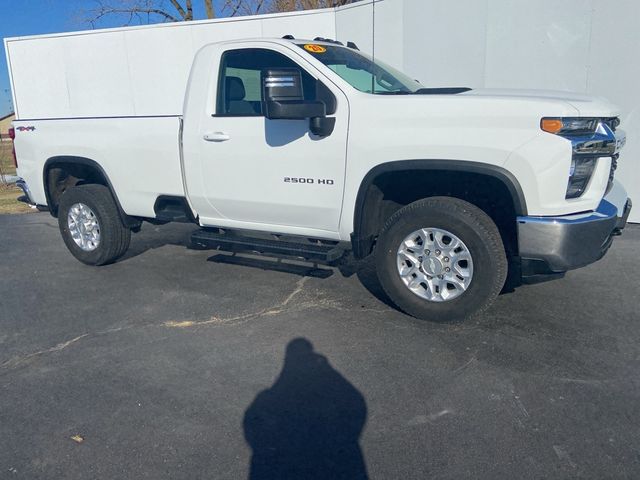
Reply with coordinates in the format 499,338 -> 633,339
264,99 -> 326,120
262,68 -> 335,136
262,68 -> 304,104
262,68 -> 322,119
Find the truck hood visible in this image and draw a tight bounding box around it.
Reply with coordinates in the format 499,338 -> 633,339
462,88 -> 620,117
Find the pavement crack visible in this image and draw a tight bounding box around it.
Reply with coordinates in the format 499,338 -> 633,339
453,353 -> 478,374
0,325 -> 139,372
1,333 -> 89,370
163,276 -> 396,330
1,274 -> 388,371
0,275 -> 390,372
2,277 -> 390,370
264,276 -> 310,315
553,445 -> 577,470
164,277 -> 311,328
548,376 -> 605,386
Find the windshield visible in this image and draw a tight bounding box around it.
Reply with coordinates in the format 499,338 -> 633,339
296,43 -> 424,94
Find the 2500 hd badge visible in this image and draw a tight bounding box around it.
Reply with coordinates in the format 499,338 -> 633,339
284,177 -> 335,185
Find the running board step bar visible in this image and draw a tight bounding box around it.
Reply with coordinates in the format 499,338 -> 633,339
191,229 -> 346,263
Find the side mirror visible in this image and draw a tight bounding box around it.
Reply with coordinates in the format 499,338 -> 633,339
261,68 -> 335,137
262,68 -> 324,120
262,69 -> 303,106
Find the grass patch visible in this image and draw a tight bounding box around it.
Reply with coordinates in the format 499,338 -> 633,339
0,141 -> 29,214
0,142 -> 16,177
0,185 -> 34,214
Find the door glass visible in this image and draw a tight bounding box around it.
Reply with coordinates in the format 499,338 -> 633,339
216,48 -> 332,116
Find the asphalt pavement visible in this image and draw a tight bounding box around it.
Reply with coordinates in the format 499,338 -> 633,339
1,213 -> 639,479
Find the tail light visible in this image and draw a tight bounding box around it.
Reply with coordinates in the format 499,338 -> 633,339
8,127 -> 17,168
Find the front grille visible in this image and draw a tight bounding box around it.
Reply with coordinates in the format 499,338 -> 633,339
602,117 -> 620,132
603,117 -> 620,194
606,153 -> 619,195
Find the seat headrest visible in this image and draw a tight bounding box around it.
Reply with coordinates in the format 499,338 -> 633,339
226,77 -> 246,101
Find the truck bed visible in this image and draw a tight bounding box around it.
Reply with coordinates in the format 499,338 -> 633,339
13,116 -> 184,218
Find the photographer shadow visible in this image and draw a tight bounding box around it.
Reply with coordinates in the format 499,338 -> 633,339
243,338 -> 368,480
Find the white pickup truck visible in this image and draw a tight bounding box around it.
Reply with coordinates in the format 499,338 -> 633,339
10,36 -> 631,321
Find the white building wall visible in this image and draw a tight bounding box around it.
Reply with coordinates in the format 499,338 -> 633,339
335,0 -> 639,222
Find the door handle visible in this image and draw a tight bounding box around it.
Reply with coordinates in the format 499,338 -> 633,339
203,132 -> 230,142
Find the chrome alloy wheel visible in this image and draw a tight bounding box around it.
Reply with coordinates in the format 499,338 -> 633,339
396,228 -> 474,302
67,203 -> 101,252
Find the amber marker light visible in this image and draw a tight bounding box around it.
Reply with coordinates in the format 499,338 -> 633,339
540,118 -> 564,134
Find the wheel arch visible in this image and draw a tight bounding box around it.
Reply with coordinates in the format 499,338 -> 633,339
43,156 -> 139,228
351,160 -> 528,259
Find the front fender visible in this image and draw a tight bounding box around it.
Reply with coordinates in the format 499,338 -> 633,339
348,159 -> 528,258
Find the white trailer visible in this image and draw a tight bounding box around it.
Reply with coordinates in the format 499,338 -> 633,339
4,8 -> 337,119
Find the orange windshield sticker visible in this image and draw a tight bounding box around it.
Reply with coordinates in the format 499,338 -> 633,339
304,44 -> 327,53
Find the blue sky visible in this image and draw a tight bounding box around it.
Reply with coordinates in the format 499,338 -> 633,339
0,0 -> 228,117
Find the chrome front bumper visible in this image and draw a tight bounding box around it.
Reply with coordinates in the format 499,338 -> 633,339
517,180 -> 631,279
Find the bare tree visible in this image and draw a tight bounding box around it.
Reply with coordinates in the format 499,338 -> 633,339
86,0 -> 216,26
222,0 -> 357,16
84,0 -> 359,26
269,0 -> 356,13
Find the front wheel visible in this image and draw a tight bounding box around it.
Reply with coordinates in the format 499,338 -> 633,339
375,197 -> 507,322
58,184 -> 131,266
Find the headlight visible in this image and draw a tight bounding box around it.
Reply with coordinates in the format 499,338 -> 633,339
541,117 -> 600,136
541,116 -> 620,199
566,157 -> 597,199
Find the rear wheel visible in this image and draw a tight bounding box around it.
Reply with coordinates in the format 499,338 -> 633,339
375,197 -> 507,322
58,184 -> 131,266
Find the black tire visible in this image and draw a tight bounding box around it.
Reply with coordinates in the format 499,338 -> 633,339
375,197 -> 507,322
58,184 -> 131,266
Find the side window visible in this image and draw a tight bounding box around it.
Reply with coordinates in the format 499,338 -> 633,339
216,48 -> 334,117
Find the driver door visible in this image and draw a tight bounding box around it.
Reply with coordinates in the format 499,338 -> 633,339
186,46 -> 349,237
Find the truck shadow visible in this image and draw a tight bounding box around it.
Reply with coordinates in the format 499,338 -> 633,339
206,252 -> 399,309
264,118 -> 308,147
207,253 -> 334,279
118,223 -> 196,262
117,223 -> 416,310
243,338 -> 369,480
338,255 -> 397,309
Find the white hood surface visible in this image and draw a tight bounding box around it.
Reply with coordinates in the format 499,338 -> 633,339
463,88 -> 620,117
